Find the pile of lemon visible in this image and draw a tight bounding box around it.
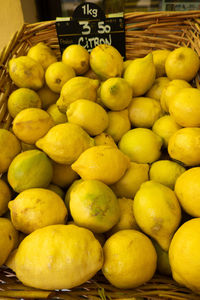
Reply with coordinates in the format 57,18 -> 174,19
1,42 -> 200,293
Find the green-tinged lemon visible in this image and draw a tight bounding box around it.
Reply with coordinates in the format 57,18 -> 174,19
7,149 -> 53,193
70,179 -> 120,233
8,88 -> 41,118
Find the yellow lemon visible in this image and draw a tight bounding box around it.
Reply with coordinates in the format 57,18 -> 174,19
8,56 -> 44,90
52,161 -> 79,188
64,179 -> 83,211
152,115 -> 182,148
169,87 -> 200,127
0,179 -> 11,216
8,88 -> 41,118
152,49 -> 171,77
128,97 -> 163,128
119,128 -> 163,164
94,132 -> 117,148
133,180 -> 182,251
153,240 -> 171,276
62,44 -> 89,75
45,61 -> 75,93
14,224 -> 103,290
37,84 -> 59,109
146,77 -> 170,101
0,129 -> 21,174
165,47 -> 200,81
175,167 -> 200,217
111,162 -> 149,198
168,127 -> 200,167
36,123 -> 94,164
102,229 -> 157,288
13,107 -> 54,144
0,218 -> 18,267
48,184 -> 65,199
149,160 -> 185,190
27,42 -> 57,70
90,44 -> 123,80
47,103 -> 67,125
8,188 -> 67,234
56,77 -> 99,113
160,79 -> 191,113
72,145 -> 130,185
107,198 -> 139,236
8,149 -> 53,193
122,60 -> 132,74
105,110 -> 131,142
99,77 -> 132,111
69,179 -> 120,233
66,99 -> 108,136
123,53 -> 156,97
169,218 -> 200,293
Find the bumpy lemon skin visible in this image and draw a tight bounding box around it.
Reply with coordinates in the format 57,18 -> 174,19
102,229 -> 157,289
14,224 -> 103,290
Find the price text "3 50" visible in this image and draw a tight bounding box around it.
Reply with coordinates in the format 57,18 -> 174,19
79,21 -> 111,35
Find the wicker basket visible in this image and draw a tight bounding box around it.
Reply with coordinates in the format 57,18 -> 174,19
1,10 -> 200,300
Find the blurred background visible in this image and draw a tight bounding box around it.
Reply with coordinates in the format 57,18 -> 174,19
1,0 -> 200,51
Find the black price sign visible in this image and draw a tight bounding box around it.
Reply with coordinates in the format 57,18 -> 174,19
56,2 -> 125,59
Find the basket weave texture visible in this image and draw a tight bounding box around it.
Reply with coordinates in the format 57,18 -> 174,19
1,10 -> 200,300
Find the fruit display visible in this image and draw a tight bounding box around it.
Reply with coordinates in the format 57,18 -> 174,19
1,39 -> 200,298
